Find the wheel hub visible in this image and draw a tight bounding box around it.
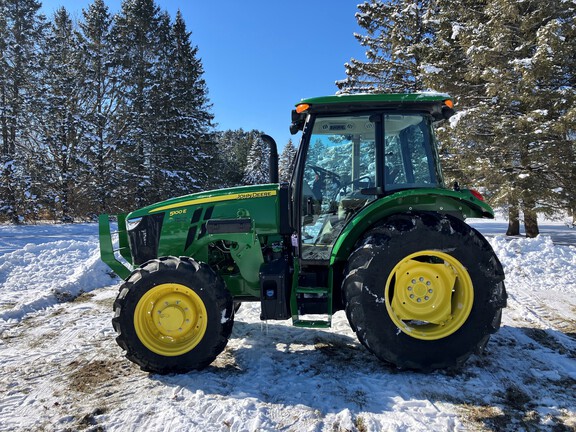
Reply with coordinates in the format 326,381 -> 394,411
134,283 -> 207,356
152,294 -> 197,336
385,250 -> 474,340
391,258 -> 456,324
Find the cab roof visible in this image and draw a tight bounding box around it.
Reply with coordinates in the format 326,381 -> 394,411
290,93 -> 454,134
298,92 -> 451,107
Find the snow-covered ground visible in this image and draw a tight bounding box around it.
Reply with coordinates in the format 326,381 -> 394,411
0,219 -> 575,431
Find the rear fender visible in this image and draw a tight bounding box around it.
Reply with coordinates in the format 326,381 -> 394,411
330,188 -> 495,264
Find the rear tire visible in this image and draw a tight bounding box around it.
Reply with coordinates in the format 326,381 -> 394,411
342,212 -> 506,371
113,256 -> 234,374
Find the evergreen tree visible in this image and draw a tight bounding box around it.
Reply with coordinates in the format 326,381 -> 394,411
111,0 -> 161,208
278,139 -> 297,183
171,10 -> 216,192
0,0 -> 216,221
0,0 -> 46,222
341,0 -> 576,236
111,2 -> 214,206
430,0 -> 576,236
523,3 -> 576,225
242,132 -> 270,185
79,0 -> 123,214
215,129 -> 261,187
336,0 -> 436,93
35,7 -> 88,222
146,11 -> 176,204
149,10 -> 214,199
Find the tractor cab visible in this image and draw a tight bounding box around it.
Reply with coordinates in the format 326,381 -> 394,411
289,94 -> 450,262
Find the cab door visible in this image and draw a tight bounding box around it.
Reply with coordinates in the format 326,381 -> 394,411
293,113 -> 377,262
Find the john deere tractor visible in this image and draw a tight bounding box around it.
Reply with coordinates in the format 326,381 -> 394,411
99,93 -> 506,374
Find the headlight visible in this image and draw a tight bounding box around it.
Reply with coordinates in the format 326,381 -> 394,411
126,217 -> 143,231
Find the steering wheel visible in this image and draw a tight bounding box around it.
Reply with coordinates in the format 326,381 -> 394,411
338,175 -> 373,196
309,165 -> 341,189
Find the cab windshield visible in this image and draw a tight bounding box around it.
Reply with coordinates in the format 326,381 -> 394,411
298,113 -> 443,261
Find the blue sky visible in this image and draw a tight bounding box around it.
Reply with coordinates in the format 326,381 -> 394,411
41,0 -> 367,150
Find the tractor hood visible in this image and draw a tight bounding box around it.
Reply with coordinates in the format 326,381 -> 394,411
126,183 -> 280,220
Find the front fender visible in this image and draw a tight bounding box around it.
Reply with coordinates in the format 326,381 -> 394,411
330,188 -> 494,264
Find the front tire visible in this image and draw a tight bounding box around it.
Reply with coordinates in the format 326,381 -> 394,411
342,212 -> 506,371
113,256 -> 234,374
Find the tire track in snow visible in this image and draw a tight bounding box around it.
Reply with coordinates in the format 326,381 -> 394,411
507,288 -> 576,356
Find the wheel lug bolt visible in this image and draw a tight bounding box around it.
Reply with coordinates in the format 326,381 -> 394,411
412,279 -> 417,284
424,296 -> 429,301
410,294 -> 414,299
408,286 -> 413,291
428,289 -> 433,293
426,281 -> 431,286
417,298 -> 422,303
419,277 -> 424,282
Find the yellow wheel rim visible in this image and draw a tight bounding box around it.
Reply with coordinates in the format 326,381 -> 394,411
134,283 -> 208,356
385,250 -> 474,340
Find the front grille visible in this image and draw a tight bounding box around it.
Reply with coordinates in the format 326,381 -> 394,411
128,213 -> 164,265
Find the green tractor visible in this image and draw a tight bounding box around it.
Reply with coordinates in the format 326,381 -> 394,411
99,93 -> 506,374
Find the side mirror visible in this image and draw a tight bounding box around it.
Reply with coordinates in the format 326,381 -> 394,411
290,109 -> 306,134
442,106 -> 455,120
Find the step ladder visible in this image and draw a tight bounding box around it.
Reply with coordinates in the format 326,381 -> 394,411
290,284 -> 332,328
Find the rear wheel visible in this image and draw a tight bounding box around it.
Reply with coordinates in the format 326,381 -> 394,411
342,212 -> 506,371
113,256 -> 234,374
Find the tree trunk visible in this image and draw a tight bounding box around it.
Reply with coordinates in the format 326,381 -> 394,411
522,199 -> 539,238
506,203 -> 520,236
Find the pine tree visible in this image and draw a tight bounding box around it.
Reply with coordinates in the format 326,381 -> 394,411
423,0 -> 502,205
35,7 -> 87,222
150,10 -> 214,198
171,10 -> 216,192
79,0 -> 123,214
429,0 -> 576,236
0,0 -> 46,222
242,132 -> 270,185
336,0 -> 436,93
343,0 -> 576,236
278,139 -> 297,183
146,11 -> 176,204
522,2 -> 576,225
0,0 -> 216,221
111,2 -> 214,206
111,0 -> 161,208
215,129 -> 261,187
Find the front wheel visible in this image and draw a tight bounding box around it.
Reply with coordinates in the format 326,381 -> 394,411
342,212 -> 506,371
113,256 -> 234,374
